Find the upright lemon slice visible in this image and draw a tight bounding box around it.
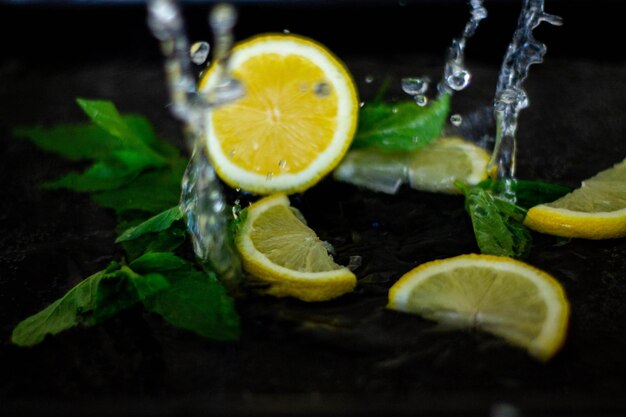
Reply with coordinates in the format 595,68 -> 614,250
201,34 -> 359,194
525,157 -> 626,239
334,137 -> 489,194
235,194 -> 356,301
388,254 -> 569,361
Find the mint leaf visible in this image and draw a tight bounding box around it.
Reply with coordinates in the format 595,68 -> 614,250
478,179 -> 571,209
141,269 -> 240,341
11,262 -> 122,346
352,94 -> 450,151
130,252 -> 190,273
119,225 -> 186,262
92,162 -> 185,214
458,182 -> 531,258
116,206 -> 183,242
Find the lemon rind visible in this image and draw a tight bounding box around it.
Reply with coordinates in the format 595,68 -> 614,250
525,205 -> 626,239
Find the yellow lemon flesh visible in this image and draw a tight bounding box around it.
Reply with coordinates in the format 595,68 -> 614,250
201,34 -> 358,195
525,157 -> 626,239
235,194 -> 356,302
388,254 -> 569,361
334,137 -> 489,194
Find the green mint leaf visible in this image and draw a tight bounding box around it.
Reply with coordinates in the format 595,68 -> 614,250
11,262 -> 122,347
141,270 -> 240,341
352,94 -> 450,151
129,252 -> 190,274
116,206 -> 183,243
457,182 -> 531,258
76,98 -> 167,166
119,225 -> 187,262
478,179 -> 571,209
92,161 -> 185,214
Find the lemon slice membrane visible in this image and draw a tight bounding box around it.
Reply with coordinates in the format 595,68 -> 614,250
525,157 -> 626,239
201,34 -> 358,195
388,254 -> 570,361
235,194 -> 356,301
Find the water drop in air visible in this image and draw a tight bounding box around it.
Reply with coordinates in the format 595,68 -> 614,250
364,75 -> 374,84
450,114 -> 463,126
283,29 -> 291,34
446,67 -> 470,91
359,101 -> 365,108
414,95 -> 428,107
190,41 -> 210,65
401,77 -> 429,96
313,82 -> 332,97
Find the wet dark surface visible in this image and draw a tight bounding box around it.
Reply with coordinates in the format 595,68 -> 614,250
2,2 -> 626,416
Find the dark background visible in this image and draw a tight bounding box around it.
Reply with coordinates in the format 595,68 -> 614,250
1,1 -> 626,416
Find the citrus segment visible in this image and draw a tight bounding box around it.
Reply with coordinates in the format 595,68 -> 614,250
525,157 -> 626,239
334,137 -> 489,194
201,34 -> 358,194
388,254 -> 569,361
235,194 -> 356,301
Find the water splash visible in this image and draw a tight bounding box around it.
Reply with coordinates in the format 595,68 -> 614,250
437,0 -> 487,96
147,0 -> 242,288
487,0 -> 562,193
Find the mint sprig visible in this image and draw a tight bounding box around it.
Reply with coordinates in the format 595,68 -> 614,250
11,99 -> 240,346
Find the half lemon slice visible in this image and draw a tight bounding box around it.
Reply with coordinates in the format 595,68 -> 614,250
388,254 -> 569,361
201,34 -> 359,195
525,157 -> 626,239
235,194 -> 356,301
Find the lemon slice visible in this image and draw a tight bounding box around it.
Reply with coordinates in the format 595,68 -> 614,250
525,157 -> 626,239
388,254 -> 569,361
201,34 -> 359,195
235,194 -> 356,301
334,137 -> 489,194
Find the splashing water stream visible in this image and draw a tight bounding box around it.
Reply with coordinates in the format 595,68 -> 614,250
488,0 -> 562,198
147,0 -> 243,288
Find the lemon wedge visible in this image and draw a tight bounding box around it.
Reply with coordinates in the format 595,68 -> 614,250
200,34 -> 359,195
525,157 -> 626,239
235,194 -> 356,301
334,137 -> 489,194
388,254 -> 569,361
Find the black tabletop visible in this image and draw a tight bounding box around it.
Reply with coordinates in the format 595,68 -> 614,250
1,2 -> 626,416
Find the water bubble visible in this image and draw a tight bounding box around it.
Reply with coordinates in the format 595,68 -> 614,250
278,160 -> 287,170
283,29 -> 291,34
414,95 -> 428,107
190,41 -> 210,65
450,114 -> 463,126
401,77 -> 429,96
313,82 -> 332,97
364,75 -> 374,84
266,172 -> 274,181
446,68 -> 470,91
347,255 -> 362,271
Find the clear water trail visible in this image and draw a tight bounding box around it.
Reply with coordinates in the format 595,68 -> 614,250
488,0 -> 562,195
147,0 -> 242,288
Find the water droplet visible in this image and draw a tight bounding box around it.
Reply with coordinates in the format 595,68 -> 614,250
401,77 -> 429,95
190,41 -> 210,65
446,68 -> 470,91
229,149 -> 236,158
232,199 -> 241,219
359,101 -> 365,108
313,82 -> 332,97
391,107 -> 399,114
450,114 -> 463,126
283,29 -> 291,34
235,188 -> 241,193
278,160 -> 287,170
266,172 -> 274,181
414,95 -> 428,107
364,75 -> 374,84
